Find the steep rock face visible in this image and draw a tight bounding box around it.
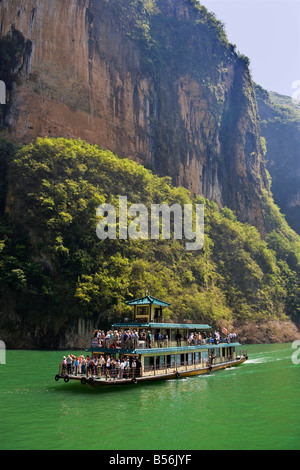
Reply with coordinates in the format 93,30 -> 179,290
255,85 -> 300,235
0,302 -> 97,349
0,0 -> 269,232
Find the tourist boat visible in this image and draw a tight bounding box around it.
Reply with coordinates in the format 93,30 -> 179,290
55,295 -> 248,387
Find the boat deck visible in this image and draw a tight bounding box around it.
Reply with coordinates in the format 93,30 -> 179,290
56,356 -> 247,386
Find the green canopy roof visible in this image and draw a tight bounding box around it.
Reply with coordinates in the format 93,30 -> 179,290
125,295 -> 170,307
87,343 -> 241,354
112,322 -> 211,330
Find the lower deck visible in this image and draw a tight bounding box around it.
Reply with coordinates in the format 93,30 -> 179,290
56,353 -> 247,387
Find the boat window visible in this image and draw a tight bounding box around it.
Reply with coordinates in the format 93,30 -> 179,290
144,356 -> 152,369
171,330 -> 177,341
158,355 -> 165,367
202,350 -> 208,361
188,353 -> 193,365
170,355 -> 175,366
176,354 -> 181,366
137,306 -> 149,318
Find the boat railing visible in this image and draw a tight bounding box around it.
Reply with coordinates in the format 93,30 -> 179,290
59,363 -> 142,380
59,361 -> 211,380
58,351 -> 246,381
143,359 -> 211,376
91,338 -> 173,349
143,352 -> 243,375
237,349 -> 248,359
90,338 -> 230,350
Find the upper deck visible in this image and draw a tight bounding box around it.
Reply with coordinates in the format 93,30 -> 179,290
89,294 -> 238,354
87,342 -> 242,356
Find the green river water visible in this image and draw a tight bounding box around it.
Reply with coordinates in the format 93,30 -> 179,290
0,343 -> 300,451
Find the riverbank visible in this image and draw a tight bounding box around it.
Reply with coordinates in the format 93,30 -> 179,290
234,319 -> 300,344
1,314 -> 299,350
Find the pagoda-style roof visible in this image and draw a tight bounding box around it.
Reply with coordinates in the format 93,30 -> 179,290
125,295 -> 170,307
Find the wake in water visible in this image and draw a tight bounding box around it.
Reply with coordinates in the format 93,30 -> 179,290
246,358 -> 267,364
244,344 -> 293,365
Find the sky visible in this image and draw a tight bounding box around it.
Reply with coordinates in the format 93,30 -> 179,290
201,0 -> 300,97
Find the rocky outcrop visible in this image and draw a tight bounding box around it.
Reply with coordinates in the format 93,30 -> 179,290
0,0 -> 270,233
234,319 -> 300,345
255,85 -> 300,235
0,310 -> 96,349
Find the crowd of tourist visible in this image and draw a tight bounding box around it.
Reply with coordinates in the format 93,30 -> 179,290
61,353 -> 140,380
91,329 -> 153,349
91,328 -> 238,349
60,328 -> 238,381
187,330 -> 237,346
60,327 -> 238,380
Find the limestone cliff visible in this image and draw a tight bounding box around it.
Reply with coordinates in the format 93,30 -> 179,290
255,85 -> 300,235
0,0 -> 269,232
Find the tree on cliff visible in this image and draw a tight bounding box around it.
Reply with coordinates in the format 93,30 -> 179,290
0,137 -> 299,347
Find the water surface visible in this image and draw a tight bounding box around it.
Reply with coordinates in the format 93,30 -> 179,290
0,344 -> 299,450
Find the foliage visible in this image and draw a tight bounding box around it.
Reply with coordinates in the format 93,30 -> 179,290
260,137 -> 267,157
255,85 -> 300,235
1,137 -> 300,330
108,0 -> 234,83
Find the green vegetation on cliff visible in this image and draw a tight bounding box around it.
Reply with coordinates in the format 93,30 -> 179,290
0,138 -> 299,343
111,0 -> 235,80
255,84 -> 300,235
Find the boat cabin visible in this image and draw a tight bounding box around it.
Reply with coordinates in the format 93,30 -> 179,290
110,295 -> 212,349
86,295 -> 243,377
127,295 -> 170,323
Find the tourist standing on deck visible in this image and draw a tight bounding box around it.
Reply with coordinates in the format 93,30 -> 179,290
99,355 -> 105,376
106,355 -> 111,379
62,356 -> 67,375
132,359 -> 136,378
116,359 -> 121,378
146,330 -> 152,348
74,357 -> 79,375
66,355 -> 72,374
120,359 -> 125,378
81,357 -> 86,375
